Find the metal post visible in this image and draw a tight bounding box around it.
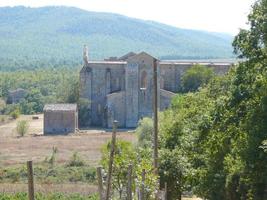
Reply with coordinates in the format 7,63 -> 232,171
27,161 -> 34,200
153,58 -> 159,173
105,120 -> 118,200
127,164 -> 133,200
97,167 -> 104,200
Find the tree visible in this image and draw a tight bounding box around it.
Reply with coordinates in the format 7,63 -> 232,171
101,140 -> 137,199
181,64 -> 214,93
136,117 -> 153,148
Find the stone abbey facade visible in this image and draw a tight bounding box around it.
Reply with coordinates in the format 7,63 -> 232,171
80,46 -> 233,128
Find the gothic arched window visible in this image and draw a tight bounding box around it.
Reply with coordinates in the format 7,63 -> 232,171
141,71 -> 147,89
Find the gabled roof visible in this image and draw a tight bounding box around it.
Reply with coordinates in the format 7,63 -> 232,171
119,52 -> 136,61
127,51 -> 158,61
44,104 -> 77,112
9,88 -> 26,94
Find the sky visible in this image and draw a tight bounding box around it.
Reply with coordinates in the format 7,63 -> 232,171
0,0 -> 256,34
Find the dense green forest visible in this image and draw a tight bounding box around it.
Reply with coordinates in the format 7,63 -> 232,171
0,6 -> 234,71
0,68 -> 80,115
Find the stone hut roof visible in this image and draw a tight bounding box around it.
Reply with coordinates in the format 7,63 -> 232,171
43,104 -> 77,112
9,88 -> 26,94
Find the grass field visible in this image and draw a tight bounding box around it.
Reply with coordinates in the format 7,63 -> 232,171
0,114 -> 201,199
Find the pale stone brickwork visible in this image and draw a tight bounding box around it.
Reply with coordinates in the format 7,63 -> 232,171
7,88 -> 27,104
43,104 -> 78,134
80,47 -> 233,128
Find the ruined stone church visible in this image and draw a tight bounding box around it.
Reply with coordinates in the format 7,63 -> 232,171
80,46 -> 233,128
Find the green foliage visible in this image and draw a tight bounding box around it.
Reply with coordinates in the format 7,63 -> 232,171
67,152 -> 86,167
159,148 -> 191,200
9,108 -> 20,119
44,146 -> 58,168
0,6 -> 233,71
156,1 -> 267,199
16,120 -> 29,137
0,164 -> 96,184
136,117 -> 153,148
0,192 -> 98,200
181,64 -> 214,92
0,68 -> 80,115
101,140 -> 137,198
0,98 -> 5,111
101,139 -> 157,199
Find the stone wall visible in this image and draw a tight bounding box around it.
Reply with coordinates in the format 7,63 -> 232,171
106,91 -> 126,128
44,111 -> 77,134
160,89 -> 175,110
80,61 -> 126,127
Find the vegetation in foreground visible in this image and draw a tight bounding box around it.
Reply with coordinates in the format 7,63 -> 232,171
0,192 -> 97,200
100,1 -> 267,199
0,151 -> 96,185
156,0 -> 267,199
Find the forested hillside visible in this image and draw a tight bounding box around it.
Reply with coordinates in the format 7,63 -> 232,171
0,6 -> 234,71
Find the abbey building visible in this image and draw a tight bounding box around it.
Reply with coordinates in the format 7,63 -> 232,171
80,46 -> 233,128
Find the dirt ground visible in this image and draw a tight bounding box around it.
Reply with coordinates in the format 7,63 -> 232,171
0,114 -> 136,166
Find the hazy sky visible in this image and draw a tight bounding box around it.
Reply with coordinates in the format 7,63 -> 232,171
0,0 -> 255,34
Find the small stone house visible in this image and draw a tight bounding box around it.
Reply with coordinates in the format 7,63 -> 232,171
7,88 -> 27,104
43,104 -> 78,134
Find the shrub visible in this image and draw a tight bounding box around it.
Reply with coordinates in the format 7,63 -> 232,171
10,109 -> 20,119
67,152 -> 86,167
0,116 -> 5,123
16,120 -> 29,137
0,98 -> 5,112
47,146 -> 58,168
136,117 -> 153,148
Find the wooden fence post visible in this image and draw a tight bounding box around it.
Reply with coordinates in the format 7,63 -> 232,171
164,182 -> 167,200
97,167 -> 104,200
105,120 -> 118,200
140,169 -> 146,200
27,161 -> 34,200
126,164 -> 133,200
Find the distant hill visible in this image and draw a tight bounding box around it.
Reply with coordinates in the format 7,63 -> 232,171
0,6 -> 234,70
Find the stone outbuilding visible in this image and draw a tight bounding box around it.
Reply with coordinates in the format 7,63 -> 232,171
43,104 -> 78,134
7,88 -> 27,104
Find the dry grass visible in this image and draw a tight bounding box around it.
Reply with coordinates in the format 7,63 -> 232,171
0,183 -> 97,194
0,114 -> 136,167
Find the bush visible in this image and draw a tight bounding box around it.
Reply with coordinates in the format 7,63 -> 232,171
0,98 -> 5,112
0,115 -> 6,123
181,64 -> 214,92
67,152 -> 86,167
10,109 -> 20,119
16,120 -> 29,137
